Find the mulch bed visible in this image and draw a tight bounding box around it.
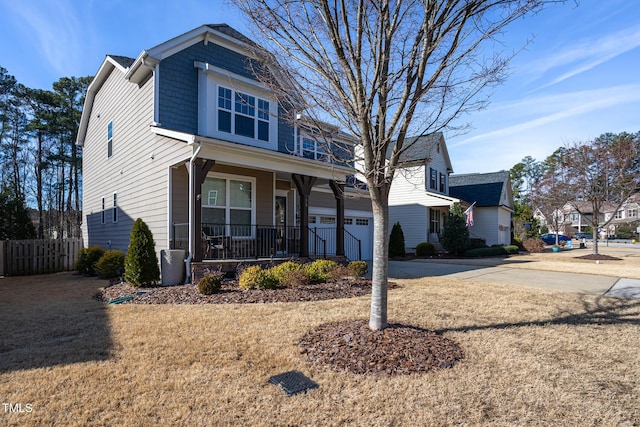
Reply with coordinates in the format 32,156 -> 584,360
574,254 -> 622,261
96,278 -> 399,305
300,320 -> 464,375
96,279 -> 464,375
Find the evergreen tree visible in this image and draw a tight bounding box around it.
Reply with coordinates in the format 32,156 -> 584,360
388,222 -> 406,258
0,184 -> 36,240
124,218 -> 160,287
441,203 -> 469,255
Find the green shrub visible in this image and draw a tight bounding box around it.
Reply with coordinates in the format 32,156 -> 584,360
95,250 -> 125,279
198,273 -> 222,295
523,238 -> 545,253
463,245 -> 519,257
347,260 -> 368,278
415,242 -> 436,257
388,222 -> 406,258
270,261 -> 305,282
239,265 -> 278,290
75,246 -> 105,276
278,269 -> 310,287
305,259 -> 339,283
441,203 -> 470,255
124,218 -> 160,287
469,238 -> 487,249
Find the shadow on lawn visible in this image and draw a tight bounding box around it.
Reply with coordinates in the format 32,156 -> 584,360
0,272 -> 111,372
435,296 -> 640,334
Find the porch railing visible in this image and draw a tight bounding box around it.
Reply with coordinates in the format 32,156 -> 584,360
171,222 -> 361,261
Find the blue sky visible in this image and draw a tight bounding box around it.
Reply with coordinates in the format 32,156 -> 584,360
1,0 -> 638,174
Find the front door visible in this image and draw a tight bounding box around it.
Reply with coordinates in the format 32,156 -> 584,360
275,196 -> 287,254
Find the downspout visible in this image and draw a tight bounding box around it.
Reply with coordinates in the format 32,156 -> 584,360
185,140 -> 203,283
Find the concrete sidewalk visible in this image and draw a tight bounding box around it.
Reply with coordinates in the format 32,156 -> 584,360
385,259 -> 640,298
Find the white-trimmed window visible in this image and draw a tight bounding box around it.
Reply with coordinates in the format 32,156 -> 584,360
355,218 -> 369,226
202,174 -> 255,237
429,168 -> 437,190
217,86 -> 269,142
439,173 -> 446,193
101,197 -> 106,224
429,208 -> 441,234
614,210 -> 623,219
107,122 -> 113,158
319,216 -> 336,224
112,193 -> 118,223
627,209 -> 637,218
300,135 -> 329,162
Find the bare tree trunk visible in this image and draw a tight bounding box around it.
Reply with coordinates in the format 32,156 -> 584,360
36,132 -> 44,238
369,196 -> 389,330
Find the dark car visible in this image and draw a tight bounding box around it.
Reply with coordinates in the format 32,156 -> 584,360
573,232 -> 592,240
539,233 -> 572,245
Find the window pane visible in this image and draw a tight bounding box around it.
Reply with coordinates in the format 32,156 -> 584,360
258,99 -> 269,120
230,180 -> 252,208
230,210 -> 251,236
202,207 -> 226,225
235,92 -> 255,116
218,87 -> 231,110
258,120 -> 269,141
218,110 -> 231,133
202,177 -> 226,207
235,115 -> 254,138
107,122 -> 112,139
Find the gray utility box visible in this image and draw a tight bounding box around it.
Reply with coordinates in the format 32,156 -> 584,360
161,249 -> 186,286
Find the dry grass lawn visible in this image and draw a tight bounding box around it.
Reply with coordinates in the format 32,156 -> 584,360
2,247 -> 640,426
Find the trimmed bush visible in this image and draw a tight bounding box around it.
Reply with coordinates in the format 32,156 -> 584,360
239,265 -> 278,290
198,273 -> 222,295
388,222 -> 406,258
278,269 -> 311,287
347,260 -> 368,278
95,250 -> 125,279
76,246 -> 105,276
124,218 -> 160,287
464,245 -> 519,257
415,242 -> 436,257
523,238 -> 545,253
270,261 -> 310,287
305,259 -> 339,283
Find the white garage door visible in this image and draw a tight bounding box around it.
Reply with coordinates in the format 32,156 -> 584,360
308,210 -> 373,261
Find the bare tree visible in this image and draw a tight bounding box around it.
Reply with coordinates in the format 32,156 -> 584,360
530,148 -> 572,245
233,0 -> 559,330
563,132 -> 640,254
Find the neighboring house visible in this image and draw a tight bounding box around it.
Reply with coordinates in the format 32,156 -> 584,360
387,134 -> 513,251
76,24 -> 374,282
449,171 -> 514,246
603,193 -> 640,238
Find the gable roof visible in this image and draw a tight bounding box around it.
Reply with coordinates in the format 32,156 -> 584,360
386,132 -> 453,171
449,171 -> 512,209
76,24 -> 256,146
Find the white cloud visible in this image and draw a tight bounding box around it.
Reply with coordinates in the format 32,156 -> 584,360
450,84 -> 640,148
5,1 -> 86,77
526,25 -> 640,88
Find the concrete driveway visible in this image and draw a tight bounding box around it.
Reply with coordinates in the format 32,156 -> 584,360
385,259 -> 640,298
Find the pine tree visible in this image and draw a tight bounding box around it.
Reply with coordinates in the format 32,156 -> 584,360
124,218 -> 160,287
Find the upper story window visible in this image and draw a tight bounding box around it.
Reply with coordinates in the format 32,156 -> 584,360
429,168 -> 437,190
217,86 -> 269,142
439,173 -> 446,193
107,122 -> 113,158
614,210 -> 623,219
569,213 -> 579,222
301,136 -> 329,162
101,197 -> 106,224
627,209 -> 637,218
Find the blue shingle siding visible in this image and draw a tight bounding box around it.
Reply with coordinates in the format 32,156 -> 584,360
158,40 -> 259,134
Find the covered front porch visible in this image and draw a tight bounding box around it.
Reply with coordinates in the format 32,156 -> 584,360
167,143 -> 362,272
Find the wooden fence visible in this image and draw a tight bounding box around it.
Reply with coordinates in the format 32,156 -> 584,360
0,239 -> 83,276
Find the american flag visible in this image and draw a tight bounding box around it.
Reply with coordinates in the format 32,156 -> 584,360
464,204 -> 474,227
